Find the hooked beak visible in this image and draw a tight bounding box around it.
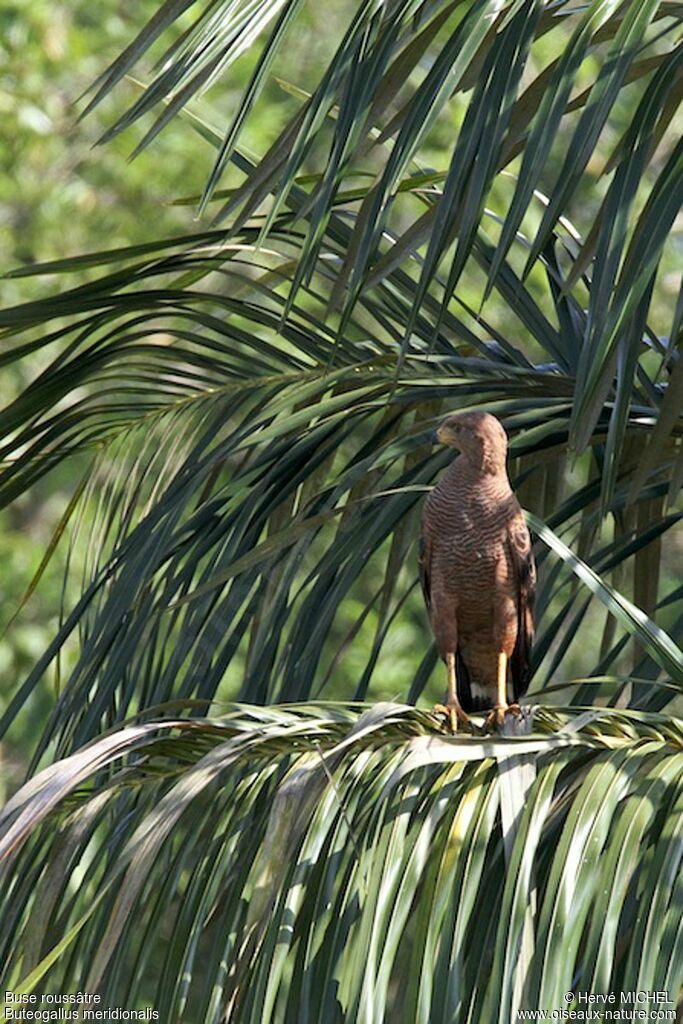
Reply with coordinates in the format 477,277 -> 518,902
431,428 -> 440,444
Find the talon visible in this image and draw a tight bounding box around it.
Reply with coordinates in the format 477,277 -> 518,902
433,702 -> 472,734
484,703 -> 522,733
484,705 -> 507,733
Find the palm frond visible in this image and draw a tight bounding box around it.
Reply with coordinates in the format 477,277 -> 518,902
76,1 -> 681,373
1,704 -> 682,1020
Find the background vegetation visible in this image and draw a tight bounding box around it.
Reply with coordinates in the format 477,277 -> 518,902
0,0 -> 681,1017
0,0 -> 358,793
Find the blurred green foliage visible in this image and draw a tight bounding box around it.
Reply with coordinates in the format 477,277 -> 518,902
0,0 -> 361,792
0,0 -> 190,793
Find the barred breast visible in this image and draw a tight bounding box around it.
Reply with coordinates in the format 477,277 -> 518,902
422,455 -> 520,696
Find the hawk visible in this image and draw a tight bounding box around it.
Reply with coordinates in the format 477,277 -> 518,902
420,411 -> 536,732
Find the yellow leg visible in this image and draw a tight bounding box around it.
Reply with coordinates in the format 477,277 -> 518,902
434,652 -> 472,734
496,651 -> 507,708
485,652 -> 521,732
448,651 -> 458,706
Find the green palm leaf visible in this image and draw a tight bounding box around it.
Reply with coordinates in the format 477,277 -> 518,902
1,705 -> 682,1020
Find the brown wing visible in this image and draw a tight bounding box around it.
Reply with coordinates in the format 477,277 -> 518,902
505,511 -> 536,701
418,530 -> 432,615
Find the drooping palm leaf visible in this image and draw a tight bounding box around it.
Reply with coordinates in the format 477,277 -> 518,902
78,1 -> 681,344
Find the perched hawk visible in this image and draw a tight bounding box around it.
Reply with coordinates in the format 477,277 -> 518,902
420,411 -> 536,732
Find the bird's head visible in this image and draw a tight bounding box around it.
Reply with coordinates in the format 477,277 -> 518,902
434,411 -> 508,474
